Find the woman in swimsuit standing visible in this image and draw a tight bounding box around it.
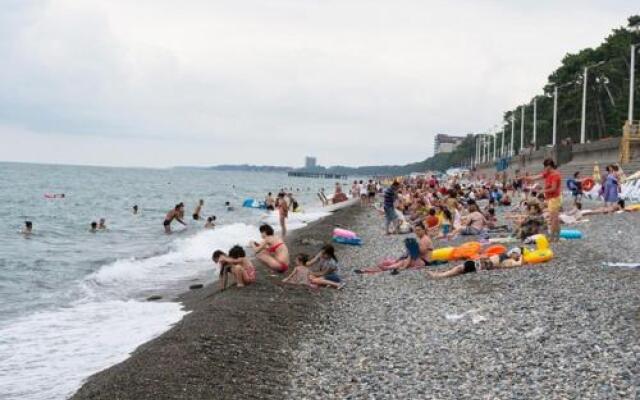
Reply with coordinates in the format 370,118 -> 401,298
277,192 -> 289,237
251,224 -> 290,273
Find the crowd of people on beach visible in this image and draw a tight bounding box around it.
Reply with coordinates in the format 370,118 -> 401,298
23,159 -> 636,292
364,157 -> 638,280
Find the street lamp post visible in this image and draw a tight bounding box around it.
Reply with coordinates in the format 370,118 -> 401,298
501,125 -> 505,157
580,66 -> 588,143
581,60 -> 606,143
520,106 -> 525,151
552,85 -> 558,146
629,43 -> 638,122
532,97 -> 537,149
475,135 -> 479,166
484,134 -> 488,162
510,115 -> 515,156
493,131 -> 497,161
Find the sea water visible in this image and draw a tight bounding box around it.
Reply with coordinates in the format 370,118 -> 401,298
0,162 -> 343,400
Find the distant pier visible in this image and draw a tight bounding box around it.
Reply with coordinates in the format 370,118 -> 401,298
288,171 -> 348,179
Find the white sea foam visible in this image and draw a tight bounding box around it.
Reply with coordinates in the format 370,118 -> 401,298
84,223 -> 261,297
0,300 -> 185,400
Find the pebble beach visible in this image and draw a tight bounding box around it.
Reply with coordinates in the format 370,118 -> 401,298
72,204 -> 640,400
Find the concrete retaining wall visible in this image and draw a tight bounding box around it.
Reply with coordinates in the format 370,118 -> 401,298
569,138 -> 620,165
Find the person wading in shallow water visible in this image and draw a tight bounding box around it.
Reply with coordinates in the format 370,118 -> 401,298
192,199 -> 204,220
277,192 -> 289,237
164,204 -> 186,233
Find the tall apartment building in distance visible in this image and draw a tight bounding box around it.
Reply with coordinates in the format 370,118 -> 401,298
305,156 -> 317,169
434,134 -> 465,154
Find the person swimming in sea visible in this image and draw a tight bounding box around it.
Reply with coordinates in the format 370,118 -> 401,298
164,204 -> 186,233
251,223 -> 290,273
22,221 -> 33,236
265,192 -> 275,211
204,216 -> 216,228
132,205 -> 138,214
90,221 -> 98,233
98,218 -> 107,230
225,201 -> 234,211
193,199 -> 204,220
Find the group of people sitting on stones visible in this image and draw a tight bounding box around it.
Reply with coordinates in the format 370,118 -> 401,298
212,223 -> 345,290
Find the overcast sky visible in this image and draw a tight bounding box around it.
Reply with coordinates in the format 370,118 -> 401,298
0,0 -> 636,168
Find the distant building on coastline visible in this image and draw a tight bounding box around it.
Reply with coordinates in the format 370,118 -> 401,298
434,134 -> 465,154
305,156 -> 317,169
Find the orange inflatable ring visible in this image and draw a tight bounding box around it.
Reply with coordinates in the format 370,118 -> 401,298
582,177 -> 595,191
451,241 -> 482,260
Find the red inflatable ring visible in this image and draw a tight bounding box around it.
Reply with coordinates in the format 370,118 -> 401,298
582,177 -> 595,191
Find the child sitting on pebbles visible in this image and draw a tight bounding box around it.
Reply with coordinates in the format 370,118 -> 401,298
212,245 -> 256,289
282,254 -> 317,288
306,245 -> 346,289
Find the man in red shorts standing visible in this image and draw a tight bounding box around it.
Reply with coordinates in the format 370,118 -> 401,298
527,159 -> 562,242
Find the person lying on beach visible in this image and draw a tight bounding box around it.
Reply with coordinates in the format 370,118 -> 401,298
204,216 -> 216,229
282,253 -> 316,288
560,202 -> 586,225
426,248 -> 523,279
251,224 -> 290,273
193,199 -> 204,220
164,204 -> 186,233
581,199 -> 627,215
98,218 -> 107,230
212,246 -> 257,289
307,245 -> 345,289
22,221 -> 33,236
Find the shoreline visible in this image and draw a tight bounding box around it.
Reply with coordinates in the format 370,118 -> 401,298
72,199 -> 640,399
71,202 -> 365,400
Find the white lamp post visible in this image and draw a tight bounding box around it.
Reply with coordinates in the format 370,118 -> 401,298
532,97 -> 537,149
552,85 -> 558,146
510,115 -> 515,156
520,106 -> 525,151
580,60 -> 606,143
629,43 -> 638,122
